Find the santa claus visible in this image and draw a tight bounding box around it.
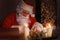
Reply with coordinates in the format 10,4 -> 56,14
1,0 -> 36,40
2,0 -> 36,32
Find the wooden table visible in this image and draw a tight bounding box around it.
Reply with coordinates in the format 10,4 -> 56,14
0,28 -> 25,40
0,28 -> 58,40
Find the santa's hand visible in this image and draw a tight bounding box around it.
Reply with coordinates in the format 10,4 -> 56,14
31,22 -> 43,33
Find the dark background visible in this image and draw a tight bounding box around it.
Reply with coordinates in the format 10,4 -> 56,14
57,0 -> 60,26
0,0 -> 19,26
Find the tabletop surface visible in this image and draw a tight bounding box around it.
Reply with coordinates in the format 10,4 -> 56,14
0,28 -> 59,40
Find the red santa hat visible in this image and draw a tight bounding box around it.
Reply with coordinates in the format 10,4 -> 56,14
16,0 -> 34,15
17,0 -> 33,14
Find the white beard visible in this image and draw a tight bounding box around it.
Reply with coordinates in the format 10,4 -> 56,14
16,14 -> 29,25
16,14 -> 30,34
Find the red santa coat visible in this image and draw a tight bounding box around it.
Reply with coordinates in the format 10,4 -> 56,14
2,12 -> 36,29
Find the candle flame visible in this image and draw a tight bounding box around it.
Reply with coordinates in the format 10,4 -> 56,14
48,23 -> 51,28
46,23 -> 51,28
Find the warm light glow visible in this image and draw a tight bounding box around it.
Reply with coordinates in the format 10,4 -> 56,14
43,27 -> 47,33
24,23 -> 29,40
43,27 -> 46,29
44,23 -> 53,37
46,23 -> 51,28
48,23 -> 51,28
24,23 -> 28,27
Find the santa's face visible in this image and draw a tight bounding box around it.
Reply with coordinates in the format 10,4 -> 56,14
21,9 -> 29,17
16,9 -> 30,25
